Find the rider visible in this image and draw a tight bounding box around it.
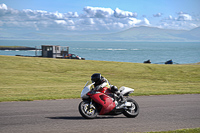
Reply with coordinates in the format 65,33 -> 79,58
91,73 -> 124,102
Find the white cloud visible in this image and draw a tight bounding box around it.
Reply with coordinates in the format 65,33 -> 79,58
168,15 -> 173,20
83,6 -> 114,18
114,8 -> 137,18
55,20 -> 67,25
0,3 -> 199,33
0,4 -> 145,32
129,18 -> 150,26
82,6 -> 137,18
143,18 -> 150,25
66,12 -> 79,18
129,18 -> 142,25
83,18 -> 95,25
0,3 -> 7,10
177,14 -> 192,21
156,12 -> 200,30
153,13 -> 162,17
0,3 -> 19,16
157,19 -> 198,30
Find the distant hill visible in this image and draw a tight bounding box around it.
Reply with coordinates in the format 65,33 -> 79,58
179,27 -> 200,40
98,26 -> 187,41
0,26 -> 200,42
82,26 -> 200,41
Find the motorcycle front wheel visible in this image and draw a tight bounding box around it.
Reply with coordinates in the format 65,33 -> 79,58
78,100 -> 97,119
123,98 -> 139,118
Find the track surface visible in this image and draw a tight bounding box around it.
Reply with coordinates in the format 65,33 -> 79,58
0,94 -> 200,133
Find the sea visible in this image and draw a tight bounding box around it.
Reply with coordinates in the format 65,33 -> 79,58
0,40 -> 200,64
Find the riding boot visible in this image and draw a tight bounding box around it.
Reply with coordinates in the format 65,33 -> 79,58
112,93 -> 117,102
116,92 -> 125,103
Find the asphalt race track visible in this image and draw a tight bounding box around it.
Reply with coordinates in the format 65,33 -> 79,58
0,94 -> 200,133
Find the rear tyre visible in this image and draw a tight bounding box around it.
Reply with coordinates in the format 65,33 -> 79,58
78,101 -> 97,119
123,98 -> 139,118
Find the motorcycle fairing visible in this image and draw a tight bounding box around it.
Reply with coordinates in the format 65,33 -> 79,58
98,87 -> 112,95
88,92 -> 115,115
119,86 -> 134,96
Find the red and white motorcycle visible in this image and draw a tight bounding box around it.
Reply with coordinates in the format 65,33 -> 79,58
78,81 -> 139,119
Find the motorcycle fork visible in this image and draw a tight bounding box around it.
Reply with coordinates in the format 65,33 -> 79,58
89,99 -> 101,113
88,99 -> 92,109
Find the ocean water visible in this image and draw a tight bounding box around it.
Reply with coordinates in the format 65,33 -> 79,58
0,40 -> 199,64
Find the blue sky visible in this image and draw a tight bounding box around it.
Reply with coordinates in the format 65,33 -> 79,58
2,0 -> 200,15
0,0 -> 200,34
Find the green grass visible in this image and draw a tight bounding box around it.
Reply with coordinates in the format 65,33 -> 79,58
0,55 -> 200,102
0,46 -> 27,48
141,127 -> 200,133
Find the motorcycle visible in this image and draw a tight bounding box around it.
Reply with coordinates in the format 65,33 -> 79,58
78,81 -> 139,119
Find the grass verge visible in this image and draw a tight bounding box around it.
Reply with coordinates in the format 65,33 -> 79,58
142,127 -> 200,133
0,55 -> 199,102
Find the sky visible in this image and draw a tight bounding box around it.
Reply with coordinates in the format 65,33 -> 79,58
1,0 -> 200,34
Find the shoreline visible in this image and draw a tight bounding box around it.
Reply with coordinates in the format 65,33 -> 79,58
0,46 -> 39,50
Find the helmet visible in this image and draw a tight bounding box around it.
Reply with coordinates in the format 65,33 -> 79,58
91,73 -> 102,86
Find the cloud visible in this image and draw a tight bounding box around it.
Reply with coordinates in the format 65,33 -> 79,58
0,4 -> 146,32
156,11 -> 200,30
0,3 -> 7,10
153,13 -> 162,17
129,18 -> 150,26
157,13 -> 199,30
164,12 -> 193,21
1,3 -> 198,33
83,6 -> 137,18
83,6 -> 113,18
168,15 -> 173,20
143,18 -> 150,25
0,3 -> 19,16
158,20 -> 198,30
114,8 -> 137,18
177,14 -> 192,21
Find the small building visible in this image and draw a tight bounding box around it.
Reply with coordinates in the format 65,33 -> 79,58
41,45 -> 69,58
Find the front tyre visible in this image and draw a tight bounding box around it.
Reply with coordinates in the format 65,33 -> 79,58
78,101 -> 97,119
123,98 -> 139,118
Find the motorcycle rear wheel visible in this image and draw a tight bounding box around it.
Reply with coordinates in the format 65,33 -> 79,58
79,101 -> 97,119
123,98 -> 139,118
